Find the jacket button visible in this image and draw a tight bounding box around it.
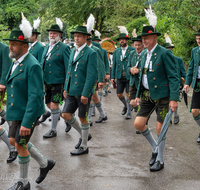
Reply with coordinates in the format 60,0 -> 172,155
66,79 -> 68,81
195,64 -> 196,66
11,103 -> 13,106
75,82 -> 77,85
119,64 -> 120,66
155,85 -> 157,88
118,69 -> 120,71
49,71 -> 51,73
20,69 -> 22,72
152,70 -> 154,72
49,57 -> 51,59
69,64 -> 71,66
41,63 -> 42,65
68,72 -> 69,74
49,64 -> 51,66
11,94 -> 13,98
194,71 -> 195,73
75,75 -> 77,77
153,77 -> 156,80
193,78 -> 195,80
11,85 -> 13,88
126,60 -> 128,61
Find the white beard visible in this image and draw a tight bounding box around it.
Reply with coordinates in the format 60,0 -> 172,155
50,36 -> 60,44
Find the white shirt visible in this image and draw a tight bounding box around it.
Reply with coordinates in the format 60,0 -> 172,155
11,51 -> 29,74
142,43 -> 158,89
73,43 -> 87,61
46,40 -> 60,56
28,41 -> 37,51
121,46 -> 128,58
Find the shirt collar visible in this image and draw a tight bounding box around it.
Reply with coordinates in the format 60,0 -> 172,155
49,40 -> 59,48
76,43 -> 87,52
121,46 -> 128,51
31,41 -> 37,47
14,51 -> 29,64
147,43 -> 158,54
89,44 -> 92,48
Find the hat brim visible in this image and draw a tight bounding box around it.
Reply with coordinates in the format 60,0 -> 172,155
92,38 -> 101,41
116,37 -> 130,41
32,31 -> 41,35
47,29 -> 63,33
131,38 -> 142,42
3,38 -> 33,43
140,32 -> 161,37
70,30 -> 91,36
194,33 -> 200,36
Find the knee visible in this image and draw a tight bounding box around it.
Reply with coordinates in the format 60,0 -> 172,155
79,117 -> 87,125
0,126 -> 2,130
9,138 -> 15,147
47,103 -> 51,109
117,94 -> 123,99
50,103 -> 59,110
62,113 -> 72,121
191,109 -> 199,117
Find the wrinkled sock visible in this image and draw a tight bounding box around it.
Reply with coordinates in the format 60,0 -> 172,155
68,116 -> 82,136
119,96 -> 127,108
95,102 -> 106,118
98,92 -> 103,102
126,99 -> 132,114
18,154 -> 30,186
0,127 -> 15,152
50,109 -> 60,132
174,106 -> 178,117
92,101 -> 95,114
156,135 -> 166,164
0,109 -> 11,126
88,104 -> 93,123
80,124 -> 90,149
28,142 -> 48,168
193,113 -> 200,127
141,127 -> 157,153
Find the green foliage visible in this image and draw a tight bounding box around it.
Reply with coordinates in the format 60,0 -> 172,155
0,25 -> 11,46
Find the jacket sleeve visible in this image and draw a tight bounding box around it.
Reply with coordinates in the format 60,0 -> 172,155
103,50 -> 110,74
185,49 -> 194,86
64,45 -> 71,76
21,64 -> 45,129
111,50 -> 117,79
0,46 -> 12,85
179,58 -> 186,81
127,51 -> 133,75
97,49 -> 105,83
38,45 -> 44,63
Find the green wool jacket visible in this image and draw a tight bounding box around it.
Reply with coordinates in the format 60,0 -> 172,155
175,56 -> 186,86
111,46 -> 135,80
102,48 -> 110,74
91,45 -> 105,82
127,50 -> 141,88
136,45 -> 180,101
185,47 -> 200,88
6,53 -> 45,129
92,41 -> 102,51
64,45 -> 97,98
40,41 -> 71,84
29,41 -> 44,63
0,42 -> 12,85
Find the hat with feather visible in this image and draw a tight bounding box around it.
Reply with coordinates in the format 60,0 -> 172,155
140,5 -> 161,37
116,26 -> 130,41
131,29 -> 142,42
32,18 -> 41,35
163,33 -> 174,48
92,30 -> 101,41
3,12 -> 33,43
71,14 -> 94,36
47,17 -> 63,33
194,29 -> 200,36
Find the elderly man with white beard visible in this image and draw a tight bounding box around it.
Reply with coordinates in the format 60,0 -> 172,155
40,19 -> 71,138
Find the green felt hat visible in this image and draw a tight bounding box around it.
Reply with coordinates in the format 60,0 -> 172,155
3,29 -> 33,43
92,36 -> 101,41
194,29 -> 200,35
131,36 -> 142,43
32,28 -> 41,35
70,26 -> 91,36
116,33 -> 130,41
47,24 -> 63,33
163,42 -> 175,48
140,26 -> 161,37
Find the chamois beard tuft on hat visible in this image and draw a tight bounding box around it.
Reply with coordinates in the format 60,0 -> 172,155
33,17 -> 41,30
164,33 -> 172,44
144,5 -> 157,31
19,12 -> 33,38
132,29 -> 137,38
56,17 -> 63,30
86,14 -> 95,33
118,26 -> 128,35
94,30 -> 101,38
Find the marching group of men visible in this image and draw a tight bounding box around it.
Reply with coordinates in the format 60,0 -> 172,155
0,12 -> 200,189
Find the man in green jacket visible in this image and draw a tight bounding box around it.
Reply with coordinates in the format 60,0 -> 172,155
184,29 -> 200,144
62,26 -> 97,155
111,32 -> 135,119
134,25 -> 179,172
4,28 -> 55,190
40,23 -> 71,138
0,35 -> 17,163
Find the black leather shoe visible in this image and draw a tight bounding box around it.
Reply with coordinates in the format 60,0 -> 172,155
89,121 -> 93,126
65,121 -> 71,133
75,134 -> 92,149
136,130 -> 141,134
170,120 -> 172,125
125,113 -> 131,119
36,159 -> 56,184
108,90 -> 111,93
7,151 -> 18,163
150,161 -> 164,172
0,118 -> 5,125
71,147 -> 89,155
8,181 -> 30,190
39,111 -> 51,123
95,115 -> 107,123
121,107 -> 127,115
197,133 -> 200,143
174,116 -> 179,124
149,152 -> 158,166
43,130 -> 57,138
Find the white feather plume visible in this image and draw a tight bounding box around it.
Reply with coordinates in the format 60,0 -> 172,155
86,14 -> 95,33
19,12 -> 33,38
164,33 -> 172,44
144,5 -> 157,30
95,30 -> 101,38
143,24 -> 146,26
118,26 -> 128,35
56,17 -> 63,30
33,17 -> 41,30
132,29 -> 137,38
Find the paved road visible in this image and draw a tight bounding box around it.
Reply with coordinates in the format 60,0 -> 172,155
1,88 -> 200,190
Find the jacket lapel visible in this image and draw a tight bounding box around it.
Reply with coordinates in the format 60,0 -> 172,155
49,41 -> 60,56
6,62 -> 14,82
147,45 -> 159,71
72,45 -> 87,65
123,47 -> 130,60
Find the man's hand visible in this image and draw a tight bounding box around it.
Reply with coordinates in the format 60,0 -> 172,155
184,84 -> 189,93
0,85 -> 6,91
63,90 -> 67,99
130,67 -> 139,75
169,100 -> 178,112
20,126 -> 31,136
98,82 -> 104,89
105,74 -> 110,80
81,96 -> 88,105
111,79 -> 115,85
135,97 -> 140,106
